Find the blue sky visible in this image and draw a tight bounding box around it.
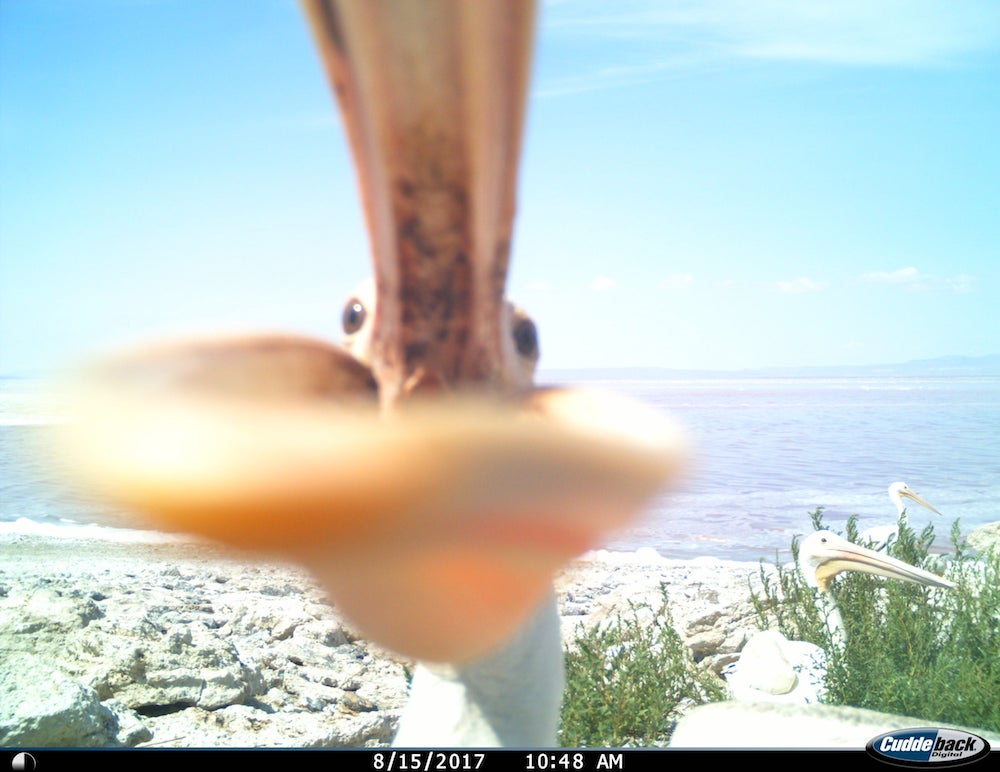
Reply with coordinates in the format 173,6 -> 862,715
2,0 -> 998,376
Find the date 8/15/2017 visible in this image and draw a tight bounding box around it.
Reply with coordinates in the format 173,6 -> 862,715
371,751 -> 625,771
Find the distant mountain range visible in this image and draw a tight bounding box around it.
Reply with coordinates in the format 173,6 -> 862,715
538,354 -> 1000,381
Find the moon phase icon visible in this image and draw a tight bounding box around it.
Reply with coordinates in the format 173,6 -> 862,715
12,753 -> 36,771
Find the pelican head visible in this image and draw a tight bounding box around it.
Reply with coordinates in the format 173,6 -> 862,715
798,530 -> 956,594
342,277 -> 540,390
889,481 -> 943,517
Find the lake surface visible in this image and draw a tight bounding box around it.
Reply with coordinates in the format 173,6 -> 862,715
3,375 -> 998,564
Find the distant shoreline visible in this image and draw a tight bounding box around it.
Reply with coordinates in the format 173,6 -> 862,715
539,353 -> 1000,381
4,353 -> 1000,382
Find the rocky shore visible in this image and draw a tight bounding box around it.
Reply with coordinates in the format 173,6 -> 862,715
0,531 -> 769,748
6,524 -> 1000,750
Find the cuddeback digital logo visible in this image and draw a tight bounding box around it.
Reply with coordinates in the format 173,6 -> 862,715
867,727 -> 992,767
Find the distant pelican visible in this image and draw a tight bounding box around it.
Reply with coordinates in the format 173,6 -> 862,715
725,530 -> 955,703
858,482 -> 943,552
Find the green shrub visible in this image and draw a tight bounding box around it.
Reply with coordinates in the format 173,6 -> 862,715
558,586 -> 726,747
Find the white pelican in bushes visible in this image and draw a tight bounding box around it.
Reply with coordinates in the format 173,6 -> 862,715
725,529 -> 955,704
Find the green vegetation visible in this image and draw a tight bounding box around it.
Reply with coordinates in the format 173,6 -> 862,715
558,509 -> 999,748
558,587 -> 726,747
751,508 -> 1000,733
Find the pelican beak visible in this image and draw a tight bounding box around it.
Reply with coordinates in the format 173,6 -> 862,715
813,539 -> 956,591
899,488 -> 943,516
302,0 -> 537,411
54,0 -> 688,665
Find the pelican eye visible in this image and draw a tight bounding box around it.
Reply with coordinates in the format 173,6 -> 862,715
342,297 -> 367,335
512,317 -> 538,359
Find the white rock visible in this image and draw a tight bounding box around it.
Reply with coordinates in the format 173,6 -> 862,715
670,701 -> 1000,749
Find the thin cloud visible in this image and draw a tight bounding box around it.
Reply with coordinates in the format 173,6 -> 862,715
861,266 -> 923,284
860,267 -> 976,293
944,274 -> 977,294
776,277 -> 828,294
538,0 -> 1000,96
660,273 -> 696,290
589,275 -> 619,291
536,60 -> 685,98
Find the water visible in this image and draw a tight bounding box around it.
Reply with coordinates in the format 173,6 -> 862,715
3,375 -> 998,564
596,376 -> 1000,563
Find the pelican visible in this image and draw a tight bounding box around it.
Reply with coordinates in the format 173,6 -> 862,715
858,482 -> 943,552
725,529 -> 955,704
340,277 -> 551,745
55,0 -> 687,747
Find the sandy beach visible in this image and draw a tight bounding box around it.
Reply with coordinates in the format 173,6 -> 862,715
0,530 -> 767,748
